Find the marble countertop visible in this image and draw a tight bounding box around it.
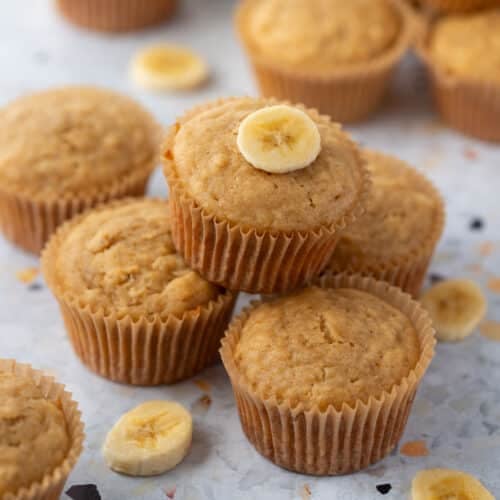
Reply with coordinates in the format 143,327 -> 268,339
1,1 -> 500,498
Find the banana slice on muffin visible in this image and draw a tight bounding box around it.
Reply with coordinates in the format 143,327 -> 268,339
236,104 -> 321,173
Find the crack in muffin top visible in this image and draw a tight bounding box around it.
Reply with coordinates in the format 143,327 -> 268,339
234,287 -> 419,411
50,199 -> 220,320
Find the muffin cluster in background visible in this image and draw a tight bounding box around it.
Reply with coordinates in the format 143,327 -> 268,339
0,0 -> 498,498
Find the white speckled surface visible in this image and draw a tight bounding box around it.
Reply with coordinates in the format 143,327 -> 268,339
1,1 -> 500,499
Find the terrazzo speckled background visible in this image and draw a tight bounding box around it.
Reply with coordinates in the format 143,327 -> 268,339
1,1 -> 500,498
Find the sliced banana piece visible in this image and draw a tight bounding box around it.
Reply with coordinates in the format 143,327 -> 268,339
131,44 -> 208,91
103,400 -> 192,476
420,279 -> 486,341
237,104 -> 321,174
412,468 -> 494,499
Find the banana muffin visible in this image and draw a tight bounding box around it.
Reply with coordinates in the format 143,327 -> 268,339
418,9 -> 500,141
221,274 -> 435,475
0,360 -> 84,499
0,86 -> 161,253
42,198 -> 236,385
328,151 -> 444,296
236,0 -> 413,122
56,0 -> 176,32
419,0 -> 498,13
163,97 -> 369,293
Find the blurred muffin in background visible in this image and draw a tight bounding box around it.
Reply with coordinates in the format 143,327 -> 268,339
417,9 -> 500,141
56,0 -> 176,32
419,0 -> 498,13
0,86 -> 161,254
236,0 -> 414,123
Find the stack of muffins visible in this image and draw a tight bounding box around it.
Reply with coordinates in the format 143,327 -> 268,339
1,89 -> 444,485
0,0 -> 459,494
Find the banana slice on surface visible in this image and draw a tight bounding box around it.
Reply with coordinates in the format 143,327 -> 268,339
131,44 -> 208,91
420,279 -> 487,341
103,400 -> 192,476
237,104 -> 321,174
412,468 -> 494,499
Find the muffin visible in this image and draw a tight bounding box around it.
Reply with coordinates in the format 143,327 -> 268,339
221,274 -> 435,475
417,9 -> 500,141
236,0 -> 414,123
0,359 -> 84,499
0,86 -> 161,254
419,0 -> 498,13
328,151 -> 445,296
56,0 -> 176,32
163,97 -> 370,294
41,198 -> 237,385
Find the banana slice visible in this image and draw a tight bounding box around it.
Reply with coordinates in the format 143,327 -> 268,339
103,400 -> 192,476
412,468 -> 494,499
420,279 -> 486,341
131,44 -> 208,91
237,104 -> 321,174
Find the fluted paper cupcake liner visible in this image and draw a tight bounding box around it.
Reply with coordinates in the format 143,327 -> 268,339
420,0 -> 498,13
0,169 -> 152,255
163,99 -> 371,294
221,274 -> 436,475
56,0 -> 176,32
236,0 -> 415,123
0,359 -> 84,500
416,16 -> 500,142
328,152 -> 445,297
41,202 -> 237,385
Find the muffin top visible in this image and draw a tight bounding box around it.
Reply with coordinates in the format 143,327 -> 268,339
47,199 -> 220,320
330,151 -> 442,267
0,86 -> 160,200
233,287 -> 419,411
238,0 -> 401,73
429,10 -> 500,82
0,372 -> 69,497
166,98 -> 366,231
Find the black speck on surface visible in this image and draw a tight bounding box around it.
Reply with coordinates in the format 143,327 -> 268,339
431,434 -> 442,449
429,273 -> 445,284
483,421 -> 499,435
66,484 -> 102,500
480,401 -> 491,417
28,283 -> 43,291
376,483 -> 392,495
469,217 -> 484,231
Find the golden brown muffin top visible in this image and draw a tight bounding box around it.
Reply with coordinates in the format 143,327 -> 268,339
0,372 -> 69,497
429,10 -> 500,82
238,0 -> 401,73
330,151 -> 442,267
0,86 -> 161,200
234,287 -> 420,411
48,199 -> 220,320
167,98 -> 366,231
